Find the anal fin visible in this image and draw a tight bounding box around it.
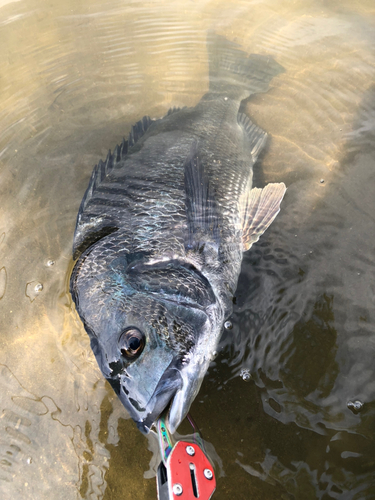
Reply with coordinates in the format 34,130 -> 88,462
241,183 -> 287,251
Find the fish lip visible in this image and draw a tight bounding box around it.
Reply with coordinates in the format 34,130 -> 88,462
135,393 -> 177,434
166,357 -> 210,435
123,358 -> 207,435
118,364 -> 183,434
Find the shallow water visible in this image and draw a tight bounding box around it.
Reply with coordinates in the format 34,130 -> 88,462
1,0 -> 375,498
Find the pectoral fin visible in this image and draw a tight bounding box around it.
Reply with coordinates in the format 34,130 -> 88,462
241,182 -> 287,251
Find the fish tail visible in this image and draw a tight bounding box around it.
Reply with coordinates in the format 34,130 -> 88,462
207,31 -> 284,100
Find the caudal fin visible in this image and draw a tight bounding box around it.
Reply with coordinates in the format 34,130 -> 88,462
207,32 -> 284,100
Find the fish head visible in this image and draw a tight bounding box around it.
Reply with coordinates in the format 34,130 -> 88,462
70,244 -> 223,434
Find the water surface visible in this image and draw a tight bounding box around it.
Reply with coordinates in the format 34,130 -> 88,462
1,0 -> 375,498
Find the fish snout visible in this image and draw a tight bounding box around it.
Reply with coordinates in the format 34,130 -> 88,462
119,361 -> 183,434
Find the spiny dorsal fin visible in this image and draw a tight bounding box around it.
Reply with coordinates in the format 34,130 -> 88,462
78,115 -> 153,215
167,106 -> 186,116
184,142 -> 220,249
238,113 -> 268,163
241,182 -> 287,251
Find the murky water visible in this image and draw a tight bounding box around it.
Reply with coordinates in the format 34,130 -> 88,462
1,0 -> 375,498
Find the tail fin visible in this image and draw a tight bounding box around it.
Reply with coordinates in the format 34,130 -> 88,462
207,32 -> 284,100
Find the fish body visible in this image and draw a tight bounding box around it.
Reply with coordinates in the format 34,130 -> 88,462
70,34 -> 286,434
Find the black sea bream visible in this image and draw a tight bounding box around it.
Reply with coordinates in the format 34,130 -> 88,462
70,34 -> 286,434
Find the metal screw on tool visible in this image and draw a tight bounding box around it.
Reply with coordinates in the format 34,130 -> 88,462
172,483 -> 183,496
186,445 -> 195,456
204,469 -> 213,480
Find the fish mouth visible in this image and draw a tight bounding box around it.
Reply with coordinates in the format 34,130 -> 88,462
115,355 -> 209,435
167,357 -> 208,434
116,362 -> 183,434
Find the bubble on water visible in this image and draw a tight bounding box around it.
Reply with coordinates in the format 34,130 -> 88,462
320,178 -> 325,183
25,281 -> 43,302
47,260 -> 55,267
240,369 -> 251,382
224,320 -> 233,330
347,400 -> 363,414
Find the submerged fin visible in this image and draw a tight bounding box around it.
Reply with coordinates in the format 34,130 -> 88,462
238,113 -> 268,163
184,142 -> 220,249
207,32 -> 284,100
241,183 -> 287,251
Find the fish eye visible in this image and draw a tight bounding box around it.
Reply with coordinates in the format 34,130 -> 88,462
119,328 -> 145,359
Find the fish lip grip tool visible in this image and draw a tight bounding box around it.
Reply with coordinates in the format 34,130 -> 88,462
156,415 -> 216,500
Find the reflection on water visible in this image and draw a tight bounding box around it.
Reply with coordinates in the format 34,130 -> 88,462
0,0 -> 375,498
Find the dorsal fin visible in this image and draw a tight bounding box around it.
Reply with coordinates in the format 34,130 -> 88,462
78,115 -> 153,216
184,141 -> 220,249
167,106 -> 186,116
241,183 -> 287,251
237,113 -> 268,163
73,115 -> 154,258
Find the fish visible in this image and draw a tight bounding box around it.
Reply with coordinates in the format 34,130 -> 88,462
70,33 -> 286,434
